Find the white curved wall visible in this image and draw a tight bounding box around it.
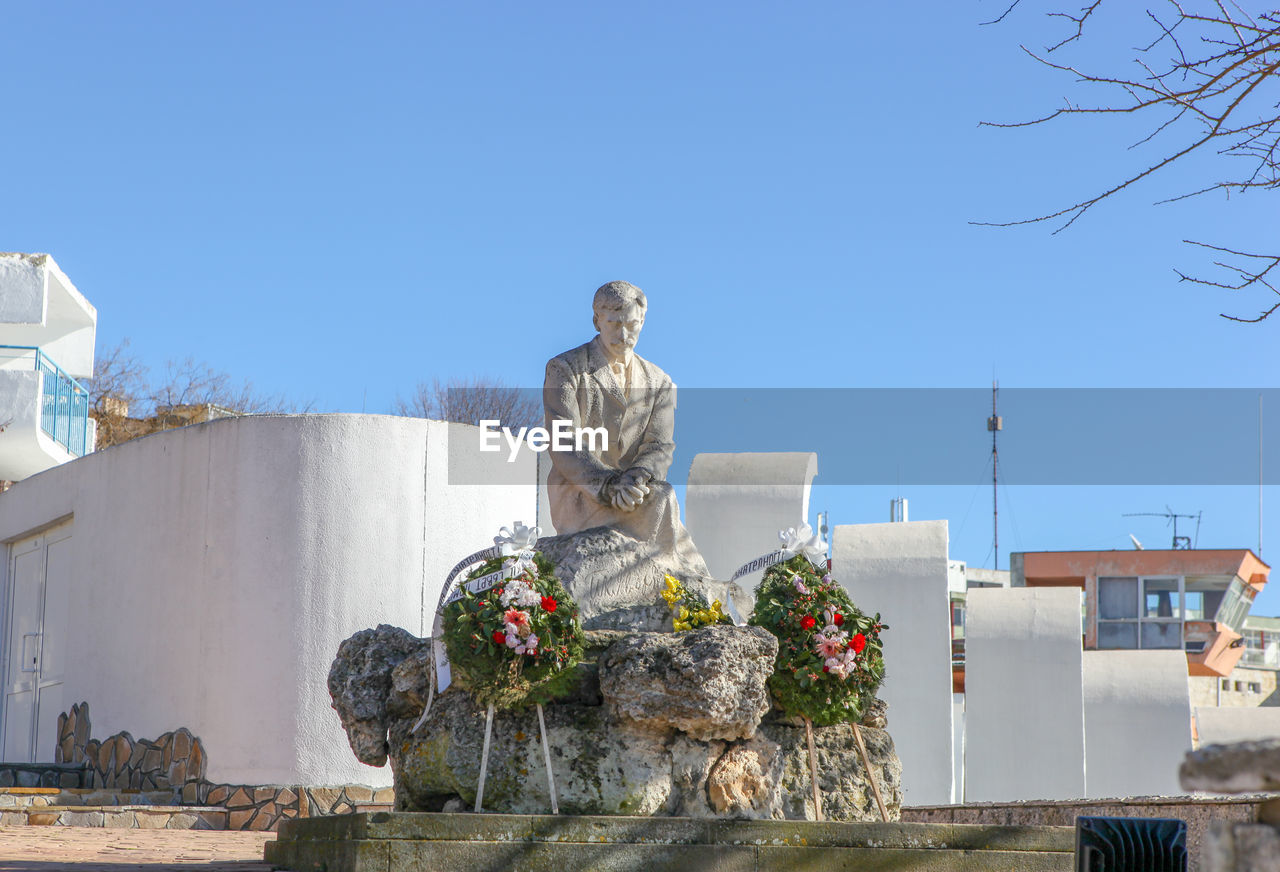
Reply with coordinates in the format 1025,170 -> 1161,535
0,414 -> 534,786
685,452 -> 818,587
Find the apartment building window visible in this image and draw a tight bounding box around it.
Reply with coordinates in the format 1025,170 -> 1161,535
1097,576 -> 1184,649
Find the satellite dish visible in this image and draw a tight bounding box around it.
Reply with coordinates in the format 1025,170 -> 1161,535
1129,534 -> 1145,550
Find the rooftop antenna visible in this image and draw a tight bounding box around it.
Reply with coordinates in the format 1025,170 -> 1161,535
1129,534 -> 1145,550
1121,507 -> 1202,550
988,380 -> 1002,570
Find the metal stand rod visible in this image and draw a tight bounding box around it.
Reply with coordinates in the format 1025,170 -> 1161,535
852,722 -> 889,822
475,703 -> 495,813
536,703 -> 559,814
804,716 -> 823,822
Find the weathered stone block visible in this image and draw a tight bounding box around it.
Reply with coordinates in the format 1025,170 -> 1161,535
1235,822 -> 1280,872
707,732 -> 783,817
1183,740 -> 1280,794
307,787 -> 342,815
135,810 -> 171,829
599,625 -> 775,741
329,625 -> 422,768
173,728 -> 192,760
189,740 -> 205,780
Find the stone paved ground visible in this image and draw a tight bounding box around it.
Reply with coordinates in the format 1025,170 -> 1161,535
0,827 -> 275,871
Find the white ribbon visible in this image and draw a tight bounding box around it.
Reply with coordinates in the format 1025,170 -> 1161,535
495,522 -> 540,555
779,523 -> 828,568
504,551 -> 538,577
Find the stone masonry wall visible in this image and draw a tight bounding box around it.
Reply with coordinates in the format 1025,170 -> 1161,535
56,702 -> 206,792
52,702 -> 391,831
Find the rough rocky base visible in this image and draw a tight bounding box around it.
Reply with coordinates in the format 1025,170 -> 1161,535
333,625 -> 903,822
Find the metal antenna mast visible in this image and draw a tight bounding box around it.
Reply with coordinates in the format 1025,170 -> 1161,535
1121,507 -> 1203,550
988,381 -> 1002,570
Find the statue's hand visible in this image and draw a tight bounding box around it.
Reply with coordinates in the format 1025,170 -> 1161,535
603,469 -> 651,511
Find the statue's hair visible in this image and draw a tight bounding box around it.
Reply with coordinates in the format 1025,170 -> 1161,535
593,281 -> 647,313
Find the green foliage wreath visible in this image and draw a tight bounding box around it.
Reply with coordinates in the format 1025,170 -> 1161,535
441,552 -> 585,710
749,555 -> 886,726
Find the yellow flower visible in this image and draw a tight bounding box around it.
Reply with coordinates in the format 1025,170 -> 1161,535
661,574 -> 683,606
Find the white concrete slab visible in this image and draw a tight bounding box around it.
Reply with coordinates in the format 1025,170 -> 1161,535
1083,650 -> 1192,798
1196,706 -> 1280,745
685,452 -> 817,588
965,587 -> 1086,802
831,520 -> 953,806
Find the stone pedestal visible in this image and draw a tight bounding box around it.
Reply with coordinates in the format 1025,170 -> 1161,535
330,625 -> 903,822
537,526 -> 749,631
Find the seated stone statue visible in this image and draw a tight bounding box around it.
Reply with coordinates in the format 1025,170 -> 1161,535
540,281 -> 720,627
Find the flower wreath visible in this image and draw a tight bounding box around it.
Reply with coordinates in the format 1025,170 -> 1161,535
441,550 -> 585,710
749,554 -> 886,726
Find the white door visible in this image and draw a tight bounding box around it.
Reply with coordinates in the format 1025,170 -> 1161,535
2,524 -> 71,762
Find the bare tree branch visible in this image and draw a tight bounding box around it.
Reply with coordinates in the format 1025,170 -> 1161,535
394,377 -> 541,429
980,1 -> 1280,320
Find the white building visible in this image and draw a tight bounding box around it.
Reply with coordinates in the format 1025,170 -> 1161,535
0,254 -> 96,482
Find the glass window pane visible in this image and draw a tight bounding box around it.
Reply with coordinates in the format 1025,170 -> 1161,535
1099,578 -> 1139,619
1143,578 -> 1180,618
1184,591 -> 1205,620
1141,621 -> 1183,649
1098,622 -> 1139,649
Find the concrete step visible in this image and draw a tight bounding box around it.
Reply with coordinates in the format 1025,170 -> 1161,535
0,803 -> 228,829
265,812 -> 1076,871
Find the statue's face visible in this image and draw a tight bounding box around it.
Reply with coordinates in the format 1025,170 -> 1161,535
594,303 -> 645,363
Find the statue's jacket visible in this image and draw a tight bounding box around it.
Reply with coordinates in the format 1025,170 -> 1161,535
542,336 -> 677,537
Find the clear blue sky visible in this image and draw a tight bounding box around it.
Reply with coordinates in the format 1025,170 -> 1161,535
4,3 -> 1277,607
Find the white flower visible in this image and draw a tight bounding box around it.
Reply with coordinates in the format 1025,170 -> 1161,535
500,580 -> 532,608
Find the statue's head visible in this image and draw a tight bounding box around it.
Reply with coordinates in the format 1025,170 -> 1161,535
593,281 -> 647,364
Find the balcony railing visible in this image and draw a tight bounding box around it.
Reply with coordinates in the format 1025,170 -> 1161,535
1239,647 -> 1280,669
0,345 -> 90,457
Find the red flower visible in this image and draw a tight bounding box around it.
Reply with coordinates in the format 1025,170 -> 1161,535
541,596 -> 558,612
492,630 -> 506,645
800,615 -> 816,631
833,613 -> 844,626
851,633 -> 867,653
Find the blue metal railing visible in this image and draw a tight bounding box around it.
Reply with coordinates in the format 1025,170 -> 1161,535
0,345 -> 90,456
